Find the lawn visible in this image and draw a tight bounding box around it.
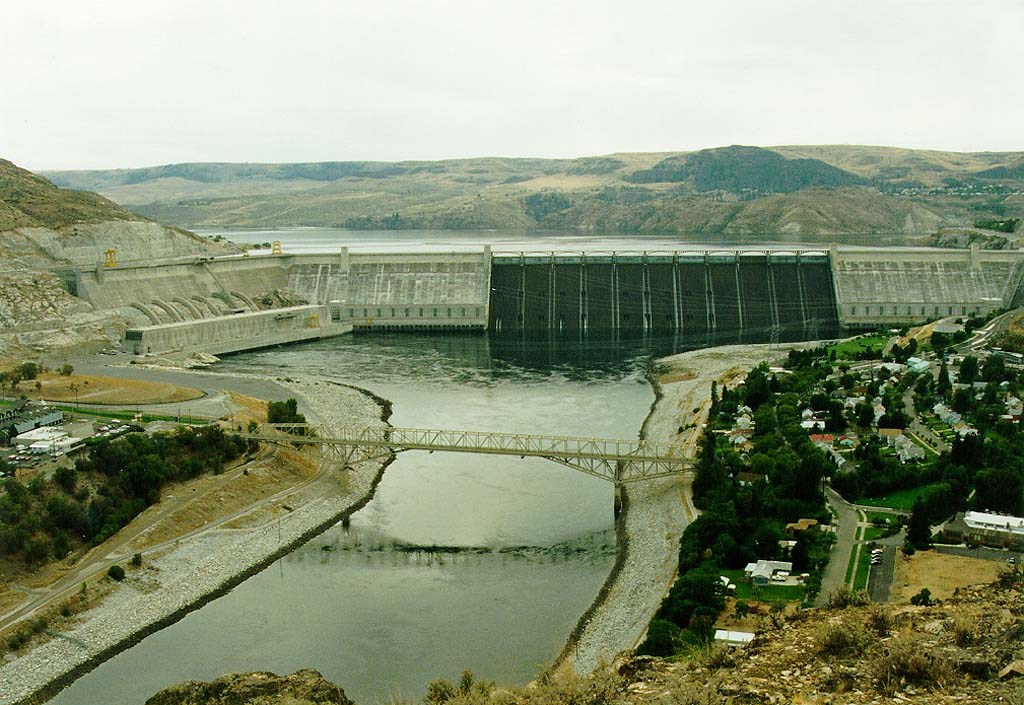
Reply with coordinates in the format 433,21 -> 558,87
858,483 -> 944,511
865,511 -> 899,526
830,333 -> 892,360
844,542 -> 859,584
853,545 -> 873,591
719,569 -> 806,602
863,526 -> 891,541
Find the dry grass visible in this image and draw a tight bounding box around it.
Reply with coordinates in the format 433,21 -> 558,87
227,391 -> 269,426
818,621 -> 873,658
870,634 -> 956,694
892,550 -> 1006,603
865,605 -> 896,637
127,446 -> 319,550
948,609 -> 977,646
19,372 -> 202,405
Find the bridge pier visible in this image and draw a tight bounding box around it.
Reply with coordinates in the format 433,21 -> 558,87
613,460 -> 624,518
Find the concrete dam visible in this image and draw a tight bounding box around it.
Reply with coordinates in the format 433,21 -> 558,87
62,245 -> 1024,355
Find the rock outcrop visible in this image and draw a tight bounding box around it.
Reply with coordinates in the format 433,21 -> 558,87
144,669 -> 353,705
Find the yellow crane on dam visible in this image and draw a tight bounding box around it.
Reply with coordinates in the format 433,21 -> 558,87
239,423 -> 692,484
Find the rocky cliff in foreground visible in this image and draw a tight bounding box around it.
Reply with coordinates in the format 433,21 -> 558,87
142,570 -> 1024,705
144,669 -> 353,705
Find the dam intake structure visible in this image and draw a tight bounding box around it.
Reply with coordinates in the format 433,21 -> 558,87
55,244 -> 1024,356
487,251 -> 837,337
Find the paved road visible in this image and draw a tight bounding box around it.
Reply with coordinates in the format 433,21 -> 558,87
934,544 -> 1023,564
866,532 -> 904,602
815,487 -> 859,607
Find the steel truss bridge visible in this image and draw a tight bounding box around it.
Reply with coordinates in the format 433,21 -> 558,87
242,424 -> 691,483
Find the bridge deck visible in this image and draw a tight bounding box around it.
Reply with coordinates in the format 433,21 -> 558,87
244,424 -> 691,483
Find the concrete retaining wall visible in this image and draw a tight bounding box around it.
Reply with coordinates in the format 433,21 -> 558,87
124,304 -> 351,356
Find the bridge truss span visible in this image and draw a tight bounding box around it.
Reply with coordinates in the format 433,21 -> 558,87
244,423 -> 691,483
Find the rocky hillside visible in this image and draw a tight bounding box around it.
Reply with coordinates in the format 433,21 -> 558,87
0,159 -> 232,355
43,146 -> 1024,238
143,571 -> 1024,705
0,159 -> 227,269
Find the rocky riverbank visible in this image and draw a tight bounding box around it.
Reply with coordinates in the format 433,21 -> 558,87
0,377 -> 391,705
560,343 -> 796,673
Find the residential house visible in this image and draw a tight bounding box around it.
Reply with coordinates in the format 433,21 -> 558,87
785,518 -> 819,536
744,560 -> 793,585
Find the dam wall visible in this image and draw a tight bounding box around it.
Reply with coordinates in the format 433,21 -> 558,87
124,304 -> 351,356
68,244 -> 1024,344
285,249 -> 491,330
75,256 -> 290,324
488,252 -> 838,335
831,246 -> 1024,329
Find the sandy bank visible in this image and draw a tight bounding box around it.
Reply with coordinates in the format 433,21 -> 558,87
0,376 -> 391,705
562,343 -> 796,672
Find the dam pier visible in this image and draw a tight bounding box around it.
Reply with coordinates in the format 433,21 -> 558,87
56,244 -> 1024,356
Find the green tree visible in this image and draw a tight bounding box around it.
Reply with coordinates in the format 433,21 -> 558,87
908,497 -> 931,549
53,465 -> 76,493
982,355 -> 1007,384
958,356 -> 979,385
743,364 -> 772,410
973,467 -> 1024,516
107,564 -> 125,581
856,401 -> 875,428
937,357 -> 952,399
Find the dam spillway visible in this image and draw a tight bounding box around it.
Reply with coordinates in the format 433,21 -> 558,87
60,244 -> 1024,354
487,252 -> 838,335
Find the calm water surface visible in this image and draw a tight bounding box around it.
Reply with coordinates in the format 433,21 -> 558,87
50,334 -> 659,705
49,227 -> 839,704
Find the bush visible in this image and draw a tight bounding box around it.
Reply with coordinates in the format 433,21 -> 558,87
866,605 -> 894,637
638,619 -> 682,657
130,552 -> 142,567
871,635 -> 955,693
818,622 -> 871,657
910,588 -> 933,606
949,610 -> 974,646
826,585 -> 870,609
107,564 -> 125,581
29,616 -> 47,634
423,678 -> 456,704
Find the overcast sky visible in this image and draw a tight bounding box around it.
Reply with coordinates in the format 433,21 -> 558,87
2,0 -> 1021,171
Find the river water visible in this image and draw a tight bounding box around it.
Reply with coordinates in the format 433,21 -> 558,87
49,334 -> 669,705
47,228 -> 837,704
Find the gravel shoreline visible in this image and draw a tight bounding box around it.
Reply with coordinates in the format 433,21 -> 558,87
559,344 -> 795,672
0,376 -> 391,705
